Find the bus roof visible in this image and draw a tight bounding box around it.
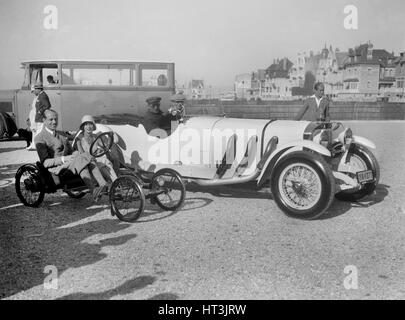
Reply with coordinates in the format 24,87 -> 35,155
21,60 -> 175,65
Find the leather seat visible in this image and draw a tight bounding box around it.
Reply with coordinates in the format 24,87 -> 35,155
36,162 -> 85,192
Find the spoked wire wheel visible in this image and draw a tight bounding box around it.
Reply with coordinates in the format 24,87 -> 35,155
278,163 -> 322,211
15,165 -> 45,207
150,168 -> 186,211
109,175 -> 145,222
335,144 -> 380,201
271,151 -> 335,220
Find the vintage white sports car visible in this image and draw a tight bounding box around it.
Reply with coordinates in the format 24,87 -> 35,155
95,105 -> 379,220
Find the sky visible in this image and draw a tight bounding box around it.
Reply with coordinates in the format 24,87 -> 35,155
0,0 -> 404,90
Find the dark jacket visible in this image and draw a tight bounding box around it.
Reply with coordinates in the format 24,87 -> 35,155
35,91 -> 52,123
143,109 -> 172,133
295,96 -> 330,122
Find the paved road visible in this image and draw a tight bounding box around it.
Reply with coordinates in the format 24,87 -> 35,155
0,121 -> 404,300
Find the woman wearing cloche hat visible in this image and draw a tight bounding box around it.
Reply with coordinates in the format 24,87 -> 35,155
76,115 -> 118,185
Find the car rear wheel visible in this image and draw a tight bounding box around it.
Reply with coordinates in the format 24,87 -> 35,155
335,144 -> 380,201
271,151 -> 335,220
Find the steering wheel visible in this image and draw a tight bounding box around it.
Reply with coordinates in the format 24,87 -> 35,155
89,131 -> 114,158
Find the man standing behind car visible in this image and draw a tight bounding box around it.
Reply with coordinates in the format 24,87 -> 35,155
295,82 -> 330,122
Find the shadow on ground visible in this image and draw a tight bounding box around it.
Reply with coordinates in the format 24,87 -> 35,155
320,183 -> 390,220
0,187 -> 138,299
0,147 -> 26,153
136,196 -> 214,223
57,276 -> 156,300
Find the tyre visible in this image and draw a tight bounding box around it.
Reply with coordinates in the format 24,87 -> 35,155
270,151 -> 335,220
15,164 -> 45,207
335,144 -> 380,201
109,175 -> 145,222
65,190 -> 86,199
150,168 -> 186,211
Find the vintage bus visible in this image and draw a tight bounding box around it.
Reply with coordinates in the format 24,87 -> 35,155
5,60 -> 175,131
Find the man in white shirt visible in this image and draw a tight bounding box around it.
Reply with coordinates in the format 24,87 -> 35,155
295,82 -> 330,122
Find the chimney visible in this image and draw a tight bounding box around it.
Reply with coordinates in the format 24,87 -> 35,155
367,43 -> 373,60
283,58 -> 287,70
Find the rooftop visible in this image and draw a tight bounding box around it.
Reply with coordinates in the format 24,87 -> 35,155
346,43 -> 394,67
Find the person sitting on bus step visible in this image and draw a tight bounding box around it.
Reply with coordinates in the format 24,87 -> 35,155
27,82 -> 51,150
35,109 -> 109,202
47,75 -> 57,84
75,115 -> 118,183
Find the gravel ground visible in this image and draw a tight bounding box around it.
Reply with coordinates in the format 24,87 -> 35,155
0,121 -> 404,300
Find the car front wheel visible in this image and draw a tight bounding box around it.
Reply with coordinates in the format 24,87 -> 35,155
335,144 -> 380,201
270,151 -> 335,220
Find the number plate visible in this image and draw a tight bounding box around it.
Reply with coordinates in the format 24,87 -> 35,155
357,170 -> 374,184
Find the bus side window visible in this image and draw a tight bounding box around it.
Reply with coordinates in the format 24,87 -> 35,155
141,68 -> 169,87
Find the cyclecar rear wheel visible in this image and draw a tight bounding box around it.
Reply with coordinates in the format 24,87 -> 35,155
15,164 -> 45,207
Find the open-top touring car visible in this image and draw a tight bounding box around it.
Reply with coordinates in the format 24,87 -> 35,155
95,103 -> 379,220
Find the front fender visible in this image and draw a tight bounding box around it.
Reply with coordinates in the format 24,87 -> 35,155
256,140 -> 331,188
353,135 -> 376,149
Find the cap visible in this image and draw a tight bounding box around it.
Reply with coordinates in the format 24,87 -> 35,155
146,96 -> 162,105
170,94 -> 186,103
34,82 -> 43,90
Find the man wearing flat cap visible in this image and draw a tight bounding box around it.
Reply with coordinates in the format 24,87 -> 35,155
143,96 -> 172,134
27,82 -> 51,150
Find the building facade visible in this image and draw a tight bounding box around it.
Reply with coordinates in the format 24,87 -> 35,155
262,58 -> 293,100
234,73 -> 253,100
394,52 -> 405,98
189,80 -> 205,100
314,46 -> 348,98
339,42 -> 394,100
290,52 -> 307,88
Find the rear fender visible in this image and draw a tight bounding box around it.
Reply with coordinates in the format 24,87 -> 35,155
256,140 -> 331,188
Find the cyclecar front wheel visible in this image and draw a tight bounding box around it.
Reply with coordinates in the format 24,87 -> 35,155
150,168 -> 186,211
109,175 -> 145,222
270,151 -> 335,220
